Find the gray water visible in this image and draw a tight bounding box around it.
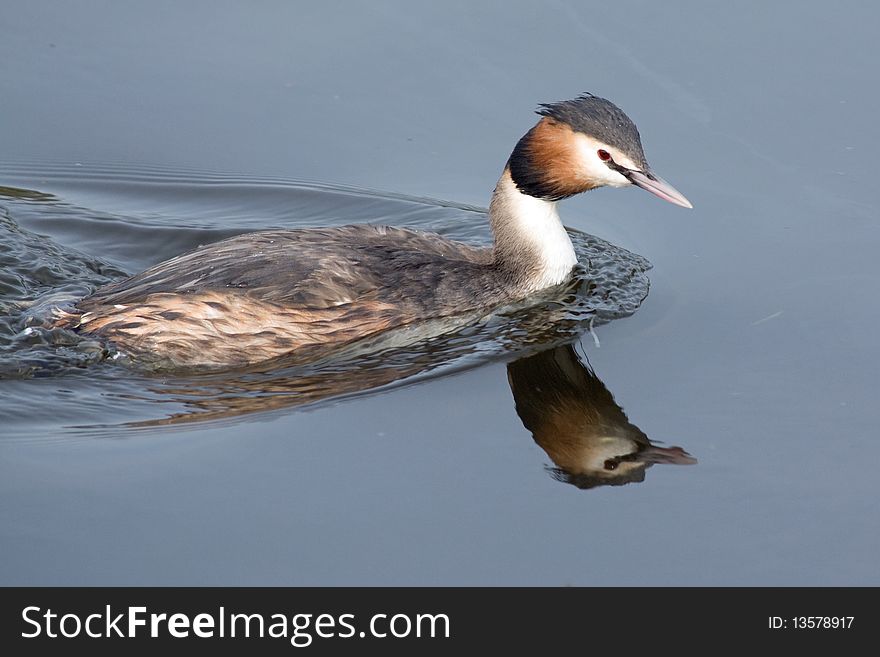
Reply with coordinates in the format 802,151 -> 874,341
1,1 -> 877,585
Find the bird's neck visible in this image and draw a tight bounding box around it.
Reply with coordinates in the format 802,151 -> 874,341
489,167 -> 578,290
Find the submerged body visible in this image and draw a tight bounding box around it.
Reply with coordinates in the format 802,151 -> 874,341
59,94 -> 691,368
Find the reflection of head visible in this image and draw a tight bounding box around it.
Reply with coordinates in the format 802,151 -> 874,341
507,343 -> 695,490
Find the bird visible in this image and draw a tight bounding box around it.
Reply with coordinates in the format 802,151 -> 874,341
55,93 -> 692,369
508,343 -> 696,489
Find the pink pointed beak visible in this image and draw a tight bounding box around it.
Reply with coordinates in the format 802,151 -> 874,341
626,169 -> 693,209
637,444 -> 697,465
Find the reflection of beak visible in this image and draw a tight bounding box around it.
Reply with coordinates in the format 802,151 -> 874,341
636,444 -> 697,465
625,169 -> 693,209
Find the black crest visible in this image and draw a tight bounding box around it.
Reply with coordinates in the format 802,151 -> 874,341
537,93 -> 648,170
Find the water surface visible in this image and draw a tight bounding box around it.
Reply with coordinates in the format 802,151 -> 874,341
0,1 -> 878,585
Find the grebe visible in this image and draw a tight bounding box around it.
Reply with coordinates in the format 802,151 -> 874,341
507,344 -> 695,489
58,94 -> 692,368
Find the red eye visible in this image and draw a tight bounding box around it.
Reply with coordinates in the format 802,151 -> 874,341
597,149 -> 611,161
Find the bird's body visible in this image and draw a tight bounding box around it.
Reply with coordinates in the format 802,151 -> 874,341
58,94 -> 691,369
69,225 -> 501,367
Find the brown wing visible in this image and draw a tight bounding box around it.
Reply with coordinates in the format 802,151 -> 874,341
78,225 -> 492,312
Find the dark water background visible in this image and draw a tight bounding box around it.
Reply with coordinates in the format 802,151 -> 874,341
1,1 -> 877,584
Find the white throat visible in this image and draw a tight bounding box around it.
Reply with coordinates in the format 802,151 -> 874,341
489,170 -> 578,290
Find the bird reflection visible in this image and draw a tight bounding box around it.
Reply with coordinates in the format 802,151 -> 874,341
507,343 -> 695,489
127,338 -> 695,495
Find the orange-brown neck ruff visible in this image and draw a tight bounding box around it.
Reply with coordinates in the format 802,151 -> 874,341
507,117 -> 600,201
